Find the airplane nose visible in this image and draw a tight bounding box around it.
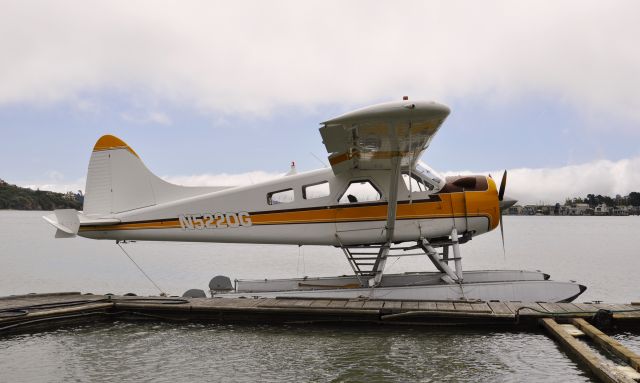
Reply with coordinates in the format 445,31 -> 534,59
499,196 -> 517,210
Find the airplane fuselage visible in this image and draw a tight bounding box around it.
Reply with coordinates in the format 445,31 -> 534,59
79,167 -> 500,246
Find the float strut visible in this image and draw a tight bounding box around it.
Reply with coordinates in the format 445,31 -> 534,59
451,227 -> 463,281
420,238 -> 459,284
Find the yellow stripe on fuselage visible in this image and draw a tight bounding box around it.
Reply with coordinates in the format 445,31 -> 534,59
78,187 -> 500,233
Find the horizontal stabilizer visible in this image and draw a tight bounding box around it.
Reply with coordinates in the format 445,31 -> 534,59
55,228 -> 77,238
43,209 -> 80,237
43,210 -> 121,238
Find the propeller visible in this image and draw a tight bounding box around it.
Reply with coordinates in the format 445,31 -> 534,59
498,170 -> 507,202
497,170 -> 517,255
498,171 -> 507,254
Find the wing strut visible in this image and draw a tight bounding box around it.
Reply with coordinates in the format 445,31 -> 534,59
369,146 -> 403,286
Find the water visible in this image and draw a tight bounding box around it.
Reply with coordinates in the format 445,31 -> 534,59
1,323 -> 590,383
1,211 -> 639,382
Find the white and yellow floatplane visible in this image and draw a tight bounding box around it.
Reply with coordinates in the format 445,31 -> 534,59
44,98 -> 586,302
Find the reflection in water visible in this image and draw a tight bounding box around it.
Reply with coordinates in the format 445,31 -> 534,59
1,322 -> 594,383
613,332 -> 640,355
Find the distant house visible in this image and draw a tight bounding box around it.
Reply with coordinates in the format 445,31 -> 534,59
507,205 -> 524,215
594,203 -> 609,216
611,205 -> 630,216
569,203 -> 592,216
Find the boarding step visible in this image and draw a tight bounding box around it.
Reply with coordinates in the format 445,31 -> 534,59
341,243 -> 427,279
341,245 -> 386,278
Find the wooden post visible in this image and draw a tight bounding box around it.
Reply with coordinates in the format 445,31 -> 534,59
540,318 -> 635,383
571,318 -> 640,372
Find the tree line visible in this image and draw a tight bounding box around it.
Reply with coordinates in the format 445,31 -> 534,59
0,179 -> 83,210
565,192 -> 640,207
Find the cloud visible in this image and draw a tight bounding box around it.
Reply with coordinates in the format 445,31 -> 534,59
445,157 -> 640,205
121,111 -> 172,125
1,1 -> 639,125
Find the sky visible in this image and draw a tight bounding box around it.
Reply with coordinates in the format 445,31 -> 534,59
2,0 -> 640,205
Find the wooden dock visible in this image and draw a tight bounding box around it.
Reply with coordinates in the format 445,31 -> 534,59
2,292 -> 640,329
2,292 -> 640,382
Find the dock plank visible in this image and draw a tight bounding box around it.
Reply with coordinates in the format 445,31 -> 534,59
309,299 -> 332,308
590,303 -> 619,311
608,304 -> 640,319
568,303 -> 599,313
292,299 -> 317,308
401,301 -> 420,311
384,301 -> 402,310
418,301 -> 437,311
453,302 -> 473,312
563,302 -> 598,314
193,298 -> 254,309
272,299 -> 303,308
436,302 -> 455,311
326,300 -> 347,308
505,302 -> 548,317
362,301 -> 384,309
487,301 -> 513,315
557,303 -> 595,316
344,300 -> 366,309
469,302 -> 492,313
255,298 -> 280,308
538,302 -> 567,314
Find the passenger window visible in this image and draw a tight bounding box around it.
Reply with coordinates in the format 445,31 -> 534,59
303,181 -> 330,199
338,181 -> 382,204
267,189 -> 294,205
402,173 -> 433,192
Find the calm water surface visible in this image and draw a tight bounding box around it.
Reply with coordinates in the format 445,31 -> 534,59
1,211 -> 639,382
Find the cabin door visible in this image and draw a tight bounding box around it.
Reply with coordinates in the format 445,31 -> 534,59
335,180 -> 387,245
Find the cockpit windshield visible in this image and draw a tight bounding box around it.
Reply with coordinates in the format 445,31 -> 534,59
414,161 -> 445,191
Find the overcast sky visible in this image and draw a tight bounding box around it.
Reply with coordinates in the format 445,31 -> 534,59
2,0 -> 640,204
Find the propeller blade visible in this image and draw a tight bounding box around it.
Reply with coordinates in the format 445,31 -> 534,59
498,170 -> 507,201
499,209 -> 505,257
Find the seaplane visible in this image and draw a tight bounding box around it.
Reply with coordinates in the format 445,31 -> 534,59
44,98 -> 586,302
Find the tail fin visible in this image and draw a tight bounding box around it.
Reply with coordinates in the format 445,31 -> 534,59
84,135 -> 225,216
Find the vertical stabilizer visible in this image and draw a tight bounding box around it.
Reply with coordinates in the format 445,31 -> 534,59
84,135 -> 156,215
83,135 -> 228,217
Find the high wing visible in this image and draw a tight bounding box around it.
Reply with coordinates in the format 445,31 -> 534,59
319,100 -> 450,174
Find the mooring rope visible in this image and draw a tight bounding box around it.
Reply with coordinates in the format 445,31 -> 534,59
116,241 -> 166,296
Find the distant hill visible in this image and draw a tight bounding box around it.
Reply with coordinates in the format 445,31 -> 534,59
0,179 -> 83,210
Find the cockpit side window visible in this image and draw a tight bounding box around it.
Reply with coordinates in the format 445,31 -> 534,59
338,180 -> 382,204
402,173 -> 433,192
415,161 -> 445,191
